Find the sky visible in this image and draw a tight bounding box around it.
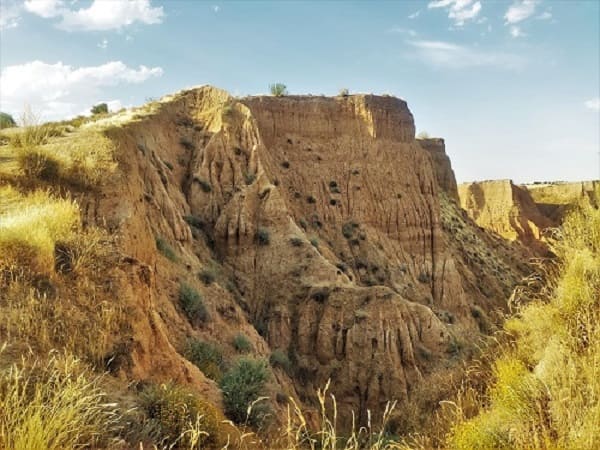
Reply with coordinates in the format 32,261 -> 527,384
0,0 -> 599,183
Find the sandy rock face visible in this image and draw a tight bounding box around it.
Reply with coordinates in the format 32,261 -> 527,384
418,138 -> 459,201
85,86 -> 522,430
458,180 -> 553,255
525,181 -> 599,223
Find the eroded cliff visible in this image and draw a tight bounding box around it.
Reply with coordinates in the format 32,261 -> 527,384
23,86 -> 525,434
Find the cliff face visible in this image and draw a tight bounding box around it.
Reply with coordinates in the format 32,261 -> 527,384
418,138 -> 459,200
78,86 -> 522,430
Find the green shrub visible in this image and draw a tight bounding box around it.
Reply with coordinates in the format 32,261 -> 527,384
232,333 -> 253,353
90,103 -> 108,115
269,349 -> 292,374
269,83 -> 288,97
139,382 -> 223,448
310,237 -> 319,248
184,215 -> 204,229
417,271 -> 431,283
193,176 -> 212,192
219,357 -> 270,426
198,268 -> 216,285
180,137 -> 195,151
338,88 -> 350,97
184,339 -> 224,382
155,236 -> 177,261
0,111 -> 16,129
179,283 -> 208,324
256,227 -> 270,246
342,221 -> 358,239
289,236 -> 304,247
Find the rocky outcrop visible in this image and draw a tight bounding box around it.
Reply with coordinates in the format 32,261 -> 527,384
458,180 -> 553,255
80,86 -> 523,431
418,138 -> 459,200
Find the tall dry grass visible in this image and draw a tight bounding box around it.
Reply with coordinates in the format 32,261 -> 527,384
446,191 -> 600,449
0,351 -> 121,450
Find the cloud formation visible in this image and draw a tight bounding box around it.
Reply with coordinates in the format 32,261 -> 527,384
585,97 -> 600,112
0,0 -> 21,29
428,0 -> 482,26
0,60 -> 163,119
23,0 -> 164,31
408,40 -> 524,70
504,0 -> 538,24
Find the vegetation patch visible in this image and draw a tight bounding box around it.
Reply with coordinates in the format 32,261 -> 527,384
184,339 -> 224,382
155,236 -> 177,261
219,357 -> 270,426
232,333 -> 253,353
179,283 -> 208,324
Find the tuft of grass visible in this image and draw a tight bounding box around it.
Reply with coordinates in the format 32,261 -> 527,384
256,227 -> 270,246
0,354 -> 121,450
155,236 -> 177,261
232,333 -> 253,353
269,349 -> 292,374
179,283 -> 208,324
139,382 -> 224,448
198,267 -> 217,285
193,176 -> 212,193
184,339 -> 224,382
290,236 -> 304,247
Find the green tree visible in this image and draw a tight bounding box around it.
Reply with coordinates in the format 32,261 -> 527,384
90,103 -> 108,115
269,83 -> 288,97
0,112 -> 16,129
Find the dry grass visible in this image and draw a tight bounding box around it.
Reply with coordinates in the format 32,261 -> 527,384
446,191 -> 600,449
0,351 -> 121,450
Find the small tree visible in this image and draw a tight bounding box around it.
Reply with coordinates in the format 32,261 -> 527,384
338,88 -> 350,97
90,103 -> 108,115
0,112 -> 16,129
269,83 -> 288,97
417,131 -> 430,139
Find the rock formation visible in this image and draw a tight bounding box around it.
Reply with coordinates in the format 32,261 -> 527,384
75,86 -> 523,430
458,180 -> 553,255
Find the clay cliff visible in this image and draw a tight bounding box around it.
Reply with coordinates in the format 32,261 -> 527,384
458,180 -> 554,255
2,86 -> 526,436
418,137 -> 459,200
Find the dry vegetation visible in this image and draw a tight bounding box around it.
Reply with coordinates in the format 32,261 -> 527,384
443,191 -> 600,449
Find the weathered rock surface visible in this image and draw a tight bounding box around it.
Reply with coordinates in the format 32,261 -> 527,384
458,180 -> 553,255
81,86 -> 523,431
418,138 -> 459,200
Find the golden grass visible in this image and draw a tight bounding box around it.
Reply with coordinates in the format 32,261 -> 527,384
0,186 -> 79,274
446,191 -> 600,449
0,351 -> 121,450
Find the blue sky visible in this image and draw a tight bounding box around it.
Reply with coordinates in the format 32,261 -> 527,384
1,0 -> 598,183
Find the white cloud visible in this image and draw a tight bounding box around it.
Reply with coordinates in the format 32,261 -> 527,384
504,0 -> 538,24
0,60 -> 163,120
536,11 -> 552,20
1,0 -> 22,29
388,27 -> 417,37
510,26 -> 525,37
428,0 -> 482,26
408,10 -> 420,19
24,0 -> 64,18
24,0 -> 164,31
585,97 -> 600,112
407,40 -> 524,70
98,38 -> 108,49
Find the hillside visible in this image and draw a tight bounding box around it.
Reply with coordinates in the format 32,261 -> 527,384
0,86 -> 528,448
